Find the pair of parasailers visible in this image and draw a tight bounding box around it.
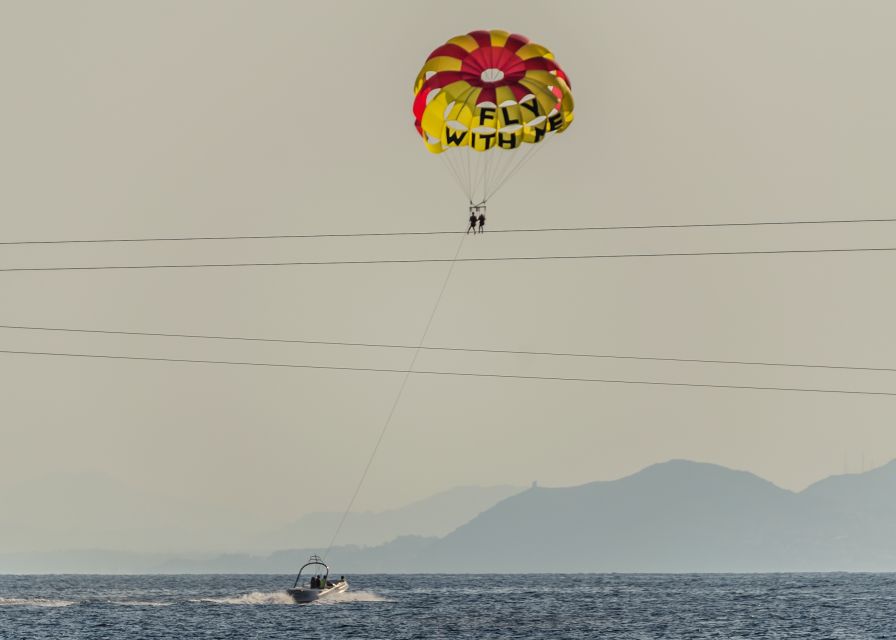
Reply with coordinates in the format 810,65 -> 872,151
467,206 -> 486,234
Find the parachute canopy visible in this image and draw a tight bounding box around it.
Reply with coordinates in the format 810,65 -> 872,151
413,29 -> 574,205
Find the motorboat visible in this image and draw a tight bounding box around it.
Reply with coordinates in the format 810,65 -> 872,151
286,554 -> 349,603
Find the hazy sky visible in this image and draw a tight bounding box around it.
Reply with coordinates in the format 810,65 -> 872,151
2,1 -> 896,552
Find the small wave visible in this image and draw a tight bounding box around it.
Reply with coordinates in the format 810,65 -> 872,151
0,597 -> 76,608
193,591 -> 295,605
112,600 -> 173,607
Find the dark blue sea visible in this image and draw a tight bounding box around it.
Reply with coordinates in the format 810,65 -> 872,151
2,573 -> 894,639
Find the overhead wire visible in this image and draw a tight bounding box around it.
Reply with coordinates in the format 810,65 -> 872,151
1,348 -> 895,397
2,323 -> 895,374
3,217 -> 896,246
4,246 -> 896,272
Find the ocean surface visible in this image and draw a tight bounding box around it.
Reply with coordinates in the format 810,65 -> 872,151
1,573 -> 894,639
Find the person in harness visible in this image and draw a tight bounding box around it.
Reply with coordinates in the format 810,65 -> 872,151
467,206 -> 478,234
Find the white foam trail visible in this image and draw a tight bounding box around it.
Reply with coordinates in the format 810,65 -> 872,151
316,590 -> 390,604
0,597 -> 76,608
191,590 -> 389,606
194,591 -> 295,605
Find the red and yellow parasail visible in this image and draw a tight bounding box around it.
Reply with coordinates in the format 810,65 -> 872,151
413,29 -> 574,205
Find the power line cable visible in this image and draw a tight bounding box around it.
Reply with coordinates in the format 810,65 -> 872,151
4,246 -> 896,272
1,348 -> 895,397
2,323 -> 894,374
3,217 -> 896,246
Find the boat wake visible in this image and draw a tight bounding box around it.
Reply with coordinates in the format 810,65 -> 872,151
314,590 -> 390,604
0,597 -> 76,608
0,591 -> 390,607
193,591 -> 296,605
192,590 -> 389,605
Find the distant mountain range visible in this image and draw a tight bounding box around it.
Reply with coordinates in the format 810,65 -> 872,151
0,483 -> 521,572
0,471 -> 519,556
247,485 -> 522,551
422,459 -> 896,572
4,460 -> 896,573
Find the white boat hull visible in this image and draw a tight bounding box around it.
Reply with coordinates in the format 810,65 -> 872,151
286,580 -> 349,603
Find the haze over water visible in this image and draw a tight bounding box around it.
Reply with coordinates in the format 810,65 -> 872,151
3,2 -> 896,550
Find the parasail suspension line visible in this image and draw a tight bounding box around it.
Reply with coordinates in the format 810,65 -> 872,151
440,153 -> 469,202
322,233 -> 467,561
488,134 -> 552,201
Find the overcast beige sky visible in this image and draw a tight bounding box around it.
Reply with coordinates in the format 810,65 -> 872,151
2,1 -> 896,551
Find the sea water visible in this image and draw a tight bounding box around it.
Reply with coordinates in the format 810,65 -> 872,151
2,573 -> 894,639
